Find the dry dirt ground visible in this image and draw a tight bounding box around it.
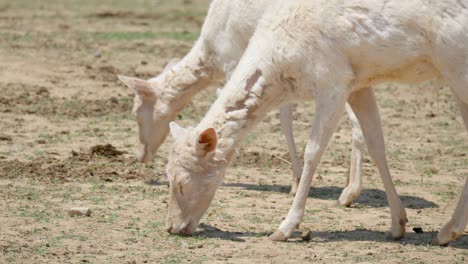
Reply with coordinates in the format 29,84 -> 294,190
0,0 -> 467,263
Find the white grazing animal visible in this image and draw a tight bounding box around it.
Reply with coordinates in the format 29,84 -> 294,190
118,0 -> 365,203
166,0 -> 468,246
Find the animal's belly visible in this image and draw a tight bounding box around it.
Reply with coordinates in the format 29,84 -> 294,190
352,57 -> 441,89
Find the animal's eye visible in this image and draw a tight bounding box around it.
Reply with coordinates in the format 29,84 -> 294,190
179,185 -> 184,196
177,177 -> 191,196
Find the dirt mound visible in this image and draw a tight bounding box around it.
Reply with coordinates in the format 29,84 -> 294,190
90,144 -> 125,157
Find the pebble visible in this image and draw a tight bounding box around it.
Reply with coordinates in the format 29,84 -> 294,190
110,96 -> 119,104
301,230 -> 312,241
36,87 -> 49,95
68,207 -> 92,217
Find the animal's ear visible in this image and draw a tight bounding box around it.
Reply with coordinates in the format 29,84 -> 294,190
118,75 -> 156,97
170,122 -> 188,139
162,58 -> 180,73
196,128 -> 217,155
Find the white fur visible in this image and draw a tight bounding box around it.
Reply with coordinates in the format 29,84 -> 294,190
169,122 -> 188,139
118,0 -> 367,203
166,0 -> 468,245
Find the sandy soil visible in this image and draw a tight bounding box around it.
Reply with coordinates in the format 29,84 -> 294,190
0,0 -> 466,263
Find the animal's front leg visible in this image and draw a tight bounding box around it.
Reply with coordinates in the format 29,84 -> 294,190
347,88 -> 407,240
270,90 -> 349,241
279,104 -> 302,196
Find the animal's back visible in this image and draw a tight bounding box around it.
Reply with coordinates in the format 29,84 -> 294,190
200,0 -> 272,66
253,0 -> 468,90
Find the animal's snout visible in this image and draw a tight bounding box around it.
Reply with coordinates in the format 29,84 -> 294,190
136,145 -> 153,163
180,226 -> 190,235
166,221 -> 192,235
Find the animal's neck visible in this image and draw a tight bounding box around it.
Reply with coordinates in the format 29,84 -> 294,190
199,69 -> 287,162
153,43 -> 219,114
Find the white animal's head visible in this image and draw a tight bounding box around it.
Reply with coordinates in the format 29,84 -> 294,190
118,59 -> 179,163
165,122 -> 226,235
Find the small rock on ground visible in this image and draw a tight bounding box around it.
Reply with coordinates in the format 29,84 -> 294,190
68,207 -> 92,217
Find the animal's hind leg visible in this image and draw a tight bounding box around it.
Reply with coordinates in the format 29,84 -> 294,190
339,103 -> 365,207
347,88 -> 407,240
432,98 -> 468,245
433,177 -> 468,246
454,96 -> 468,131
279,104 -> 303,196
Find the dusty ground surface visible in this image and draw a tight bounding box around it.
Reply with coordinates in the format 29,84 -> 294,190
0,0 -> 467,263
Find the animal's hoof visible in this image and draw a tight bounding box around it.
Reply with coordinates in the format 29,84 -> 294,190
431,237 -> 448,247
385,217 -> 407,241
337,197 -> 353,207
269,230 -> 288,241
338,188 -> 359,207
289,177 -> 300,197
289,185 -> 298,197
385,231 -> 404,241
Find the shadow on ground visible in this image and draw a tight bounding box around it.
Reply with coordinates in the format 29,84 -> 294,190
307,230 -> 467,250
194,224 -> 467,249
223,183 -> 438,209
